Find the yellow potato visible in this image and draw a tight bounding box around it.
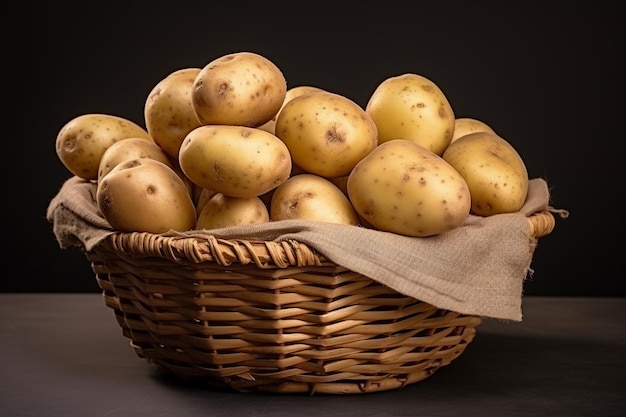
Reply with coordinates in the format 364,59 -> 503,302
56,113 -> 152,180
192,51 -> 286,127
144,68 -> 203,158
96,158 -> 196,233
97,137 -> 174,181
179,125 -> 292,198
347,139 -> 471,237
442,131 -> 529,216
275,91 -> 378,178
365,73 -> 455,155
257,85 -> 326,134
196,193 -> 269,230
270,174 -> 360,225
451,117 -> 496,143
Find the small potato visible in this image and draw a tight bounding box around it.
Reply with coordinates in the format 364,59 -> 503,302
97,137 -> 174,181
270,174 -> 360,225
275,91 -> 378,178
56,113 -> 152,180
144,67 -> 203,158
179,125 -> 292,198
451,117 -> 496,143
257,85 -> 326,134
196,193 -> 269,230
347,139 -> 471,237
442,131 -> 528,216
365,73 -> 455,155
192,51 -> 287,127
96,158 -> 196,233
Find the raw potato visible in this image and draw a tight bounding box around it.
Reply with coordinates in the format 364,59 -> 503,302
442,131 -> 529,216
451,117 -> 496,143
347,139 -> 471,237
144,68 -> 203,158
275,91 -> 378,178
96,158 -> 196,233
56,113 -> 152,180
98,137 -> 174,181
196,193 -> 269,230
270,174 -> 360,225
192,51 -> 287,127
258,85 -> 326,134
179,125 -> 292,198
365,73 -> 455,155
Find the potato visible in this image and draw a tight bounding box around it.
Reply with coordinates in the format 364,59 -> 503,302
196,193 -> 269,230
270,174 -> 360,225
96,158 -> 196,233
257,85 -> 326,134
178,125 -> 292,198
192,51 -> 286,127
144,68 -> 203,158
451,117 -> 496,143
442,131 -> 528,216
275,91 -> 378,178
365,73 -> 455,155
97,137 -> 174,181
56,113 -> 152,180
347,139 -> 471,237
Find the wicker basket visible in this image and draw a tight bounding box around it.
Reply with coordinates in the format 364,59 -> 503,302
83,210 -> 555,395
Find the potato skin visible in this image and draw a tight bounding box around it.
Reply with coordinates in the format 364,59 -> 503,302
96,158 -> 196,233
97,137 -> 174,181
442,131 -> 528,216
365,73 -> 455,156
192,52 -> 286,127
178,125 -> 292,198
275,91 -> 378,179
347,139 -> 471,237
270,174 -> 360,225
56,113 -> 152,180
144,68 -> 203,159
451,117 -> 496,143
196,193 -> 269,230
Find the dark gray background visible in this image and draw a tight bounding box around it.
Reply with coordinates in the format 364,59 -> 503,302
6,2 -> 622,295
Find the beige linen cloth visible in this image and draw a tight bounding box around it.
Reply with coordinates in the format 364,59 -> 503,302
47,176 -> 562,321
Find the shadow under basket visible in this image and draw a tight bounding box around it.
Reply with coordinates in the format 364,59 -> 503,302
87,211 -> 555,395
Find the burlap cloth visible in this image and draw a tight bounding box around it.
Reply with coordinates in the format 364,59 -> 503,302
46,176 -> 560,321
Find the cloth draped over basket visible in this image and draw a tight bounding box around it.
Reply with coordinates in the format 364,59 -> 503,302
47,176 -> 554,322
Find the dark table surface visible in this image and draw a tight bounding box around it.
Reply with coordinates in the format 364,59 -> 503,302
1,294 -> 624,417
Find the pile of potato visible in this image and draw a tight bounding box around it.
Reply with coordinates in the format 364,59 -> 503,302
55,51 -> 529,238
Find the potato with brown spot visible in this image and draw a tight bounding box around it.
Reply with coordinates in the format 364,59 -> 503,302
191,52 -> 287,127
258,85 -> 326,134
365,73 -> 455,155
347,139 -> 471,237
196,193 -> 269,230
451,117 -> 496,143
97,137 -> 174,181
144,68 -> 203,158
55,113 -> 152,180
270,174 -> 360,225
178,125 -> 292,198
275,91 -> 378,178
96,158 -> 196,233
443,131 -> 528,216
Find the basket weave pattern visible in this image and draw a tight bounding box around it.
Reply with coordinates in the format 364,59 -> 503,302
86,211 -> 554,394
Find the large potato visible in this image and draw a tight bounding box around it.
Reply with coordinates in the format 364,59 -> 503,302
196,193 -> 269,230
97,137 -> 174,181
451,117 -> 496,143
275,91 -> 378,178
144,67 -> 203,158
365,73 -> 455,156
270,174 -> 360,225
96,158 -> 196,233
442,131 -> 528,216
56,113 -> 152,180
192,52 -> 286,127
347,139 -> 471,237
179,125 -> 292,198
